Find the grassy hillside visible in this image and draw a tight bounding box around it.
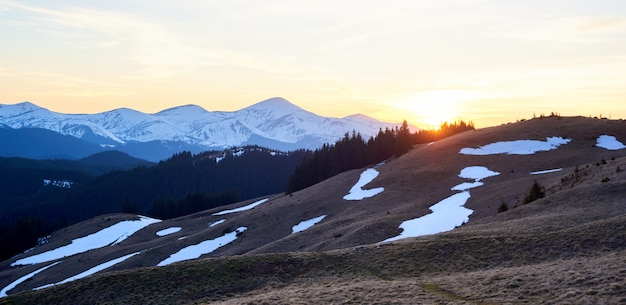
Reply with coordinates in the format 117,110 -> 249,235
1,116 -> 625,304
3,178 -> 624,304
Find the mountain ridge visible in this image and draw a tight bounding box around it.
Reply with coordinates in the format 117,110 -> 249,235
0,97 -> 412,161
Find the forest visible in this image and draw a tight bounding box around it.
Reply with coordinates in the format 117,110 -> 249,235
0,147 -> 306,261
286,120 -> 474,193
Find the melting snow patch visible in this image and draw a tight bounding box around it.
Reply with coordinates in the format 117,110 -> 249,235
530,168 -> 563,175
596,135 -> 626,150
343,168 -> 384,200
292,215 -> 327,234
156,227 -> 182,237
459,166 -> 500,181
386,166 -> 500,242
384,192 -> 472,242
212,198 -> 268,215
157,227 -> 246,266
209,219 -> 226,227
451,181 -> 483,191
35,252 -> 140,290
460,137 -> 571,155
11,216 -> 160,266
0,261 -> 61,297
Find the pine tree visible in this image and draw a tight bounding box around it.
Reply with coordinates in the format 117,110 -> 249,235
523,180 -> 545,204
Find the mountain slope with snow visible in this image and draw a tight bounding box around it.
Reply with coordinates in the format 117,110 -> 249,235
2,116 -> 625,303
0,98 -> 409,161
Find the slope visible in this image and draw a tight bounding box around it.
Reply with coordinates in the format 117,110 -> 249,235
1,116 -> 625,303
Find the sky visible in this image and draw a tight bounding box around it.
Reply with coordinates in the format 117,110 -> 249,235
1,0 -> 625,128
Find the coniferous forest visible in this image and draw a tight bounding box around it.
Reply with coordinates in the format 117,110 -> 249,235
286,120 -> 474,193
0,147 -> 306,261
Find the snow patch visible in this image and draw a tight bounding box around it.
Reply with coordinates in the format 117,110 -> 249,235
209,219 -> 226,227
451,181 -> 483,191
156,227 -> 182,237
460,137 -> 571,155
385,166 -> 500,242
35,252 -> 140,290
157,227 -> 246,266
11,216 -> 160,266
384,192 -> 472,242
530,168 -> 563,175
0,261 -> 61,297
459,166 -> 501,181
596,135 -> 626,150
343,168 -> 384,200
212,198 -> 268,216
292,215 -> 327,234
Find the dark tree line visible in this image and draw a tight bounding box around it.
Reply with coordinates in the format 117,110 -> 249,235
0,147 -> 306,261
286,120 -> 474,193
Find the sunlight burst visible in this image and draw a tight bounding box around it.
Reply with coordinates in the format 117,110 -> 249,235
398,90 -> 484,129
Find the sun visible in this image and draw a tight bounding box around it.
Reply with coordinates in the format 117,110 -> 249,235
397,90 -> 480,129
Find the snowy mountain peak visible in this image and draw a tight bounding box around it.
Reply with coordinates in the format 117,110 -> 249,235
0,101 -> 50,118
344,113 -> 379,122
244,97 -> 307,115
156,104 -> 209,116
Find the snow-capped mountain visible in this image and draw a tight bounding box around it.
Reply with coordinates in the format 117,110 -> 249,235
0,97 -> 411,161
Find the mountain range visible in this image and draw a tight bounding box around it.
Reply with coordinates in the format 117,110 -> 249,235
1,116 -> 625,303
0,97 -> 410,161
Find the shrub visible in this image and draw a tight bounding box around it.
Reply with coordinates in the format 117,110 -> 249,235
498,202 -> 509,213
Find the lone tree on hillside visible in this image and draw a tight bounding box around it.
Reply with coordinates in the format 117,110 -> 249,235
523,180 -> 545,204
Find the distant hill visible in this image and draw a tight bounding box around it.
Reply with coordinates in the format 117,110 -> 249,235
78,151 -> 154,170
0,127 -> 105,160
1,116 -> 625,303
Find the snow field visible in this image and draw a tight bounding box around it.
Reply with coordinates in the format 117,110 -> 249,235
384,192 -> 472,242
157,227 -> 247,266
209,219 -> 226,227
292,215 -> 327,234
385,166 -> 500,242
459,166 -> 501,181
596,135 -> 626,150
530,168 -> 563,175
212,198 -> 268,215
35,252 -> 140,290
343,168 -> 384,200
460,137 -> 571,155
156,227 -> 182,236
0,262 -> 61,297
11,216 -> 160,266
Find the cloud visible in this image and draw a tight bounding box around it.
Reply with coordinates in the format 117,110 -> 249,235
488,16 -> 626,44
1,1 -> 315,80
0,67 -> 133,98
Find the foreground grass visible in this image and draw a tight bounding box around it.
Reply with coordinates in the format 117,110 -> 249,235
2,210 -> 624,305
